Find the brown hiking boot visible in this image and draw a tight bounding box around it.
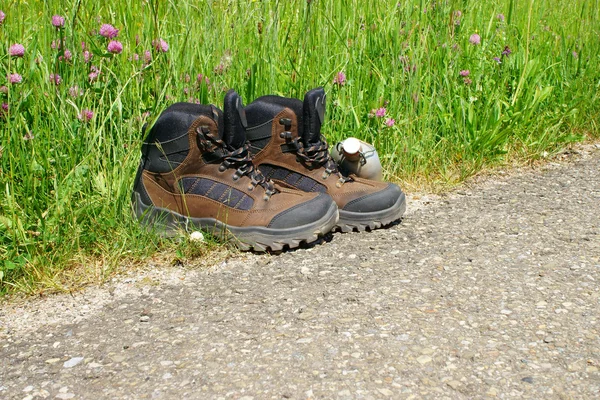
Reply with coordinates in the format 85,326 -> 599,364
243,87 -> 406,232
132,90 -> 338,251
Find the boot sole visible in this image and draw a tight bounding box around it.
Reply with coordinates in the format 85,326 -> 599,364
335,191 -> 406,233
132,192 -> 339,252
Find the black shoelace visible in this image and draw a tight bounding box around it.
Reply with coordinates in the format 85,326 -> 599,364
197,126 -> 276,200
278,119 -> 351,185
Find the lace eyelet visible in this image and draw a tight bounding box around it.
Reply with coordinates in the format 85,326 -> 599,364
279,131 -> 292,140
247,184 -> 254,191
219,164 -> 227,172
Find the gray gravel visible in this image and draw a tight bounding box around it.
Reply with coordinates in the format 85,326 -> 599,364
1,145 -> 599,399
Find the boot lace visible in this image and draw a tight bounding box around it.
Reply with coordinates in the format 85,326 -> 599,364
279,119 -> 351,187
196,126 -> 276,200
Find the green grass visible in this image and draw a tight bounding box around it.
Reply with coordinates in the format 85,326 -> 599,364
1,0 -> 599,294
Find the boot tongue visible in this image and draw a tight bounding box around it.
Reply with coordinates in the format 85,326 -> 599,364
223,89 -> 248,149
302,87 -> 326,146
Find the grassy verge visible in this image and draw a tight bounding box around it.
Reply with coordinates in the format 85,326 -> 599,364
1,0 -> 598,294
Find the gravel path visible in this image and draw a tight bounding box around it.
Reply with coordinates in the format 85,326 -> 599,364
1,146 -> 599,399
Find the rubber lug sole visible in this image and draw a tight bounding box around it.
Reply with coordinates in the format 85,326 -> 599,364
335,191 -> 406,233
132,192 -> 339,252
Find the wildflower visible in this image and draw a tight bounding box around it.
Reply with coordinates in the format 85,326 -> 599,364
9,44 -> 25,57
78,109 -> 94,122
153,38 -> 169,53
214,63 -> 225,75
107,40 -> 123,54
143,50 -> 152,63
184,74 -> 191,83
375,107 -> 386,118
88,66 -> 100,82
469,33 -> 481,45
0,10 -> 5,25
333,71 -> 346,86
59,49 -> 72,62
81,41 -> 86,50
501,46 -> 512,56
385,118 -> 395,127
51,40 -> 62,50
8,73 -> 22,84
99,24 -> 119,39
463,77 -> 472,85
459,70 -> 470,77
453,10 -> 462,25
572,51 -> 578,59
1,102 -> 8,111
49,73 -> 61,85
132,53 -> 139,62
497,14 -> 505,22
0,86 -> 7,93
51,15 -> 65,28
23,131 -> 34,141
69,86 -> 82,97
83,50 -> 93,63
493,57 -> 501,64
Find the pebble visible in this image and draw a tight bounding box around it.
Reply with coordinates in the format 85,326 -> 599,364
140,315 -> 150,322
56,394 -> 75,400
62,357 -> 84,368
417,355 -> 432,365
447,380 -> 461,390
377,388 -> 394,396
189,231 -> 204,242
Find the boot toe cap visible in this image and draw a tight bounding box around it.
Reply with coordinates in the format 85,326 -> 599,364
268,193 -> 336,229
342,183 -> 403,213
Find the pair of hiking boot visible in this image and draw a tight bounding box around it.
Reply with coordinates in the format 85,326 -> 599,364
132,88 -> 406,251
